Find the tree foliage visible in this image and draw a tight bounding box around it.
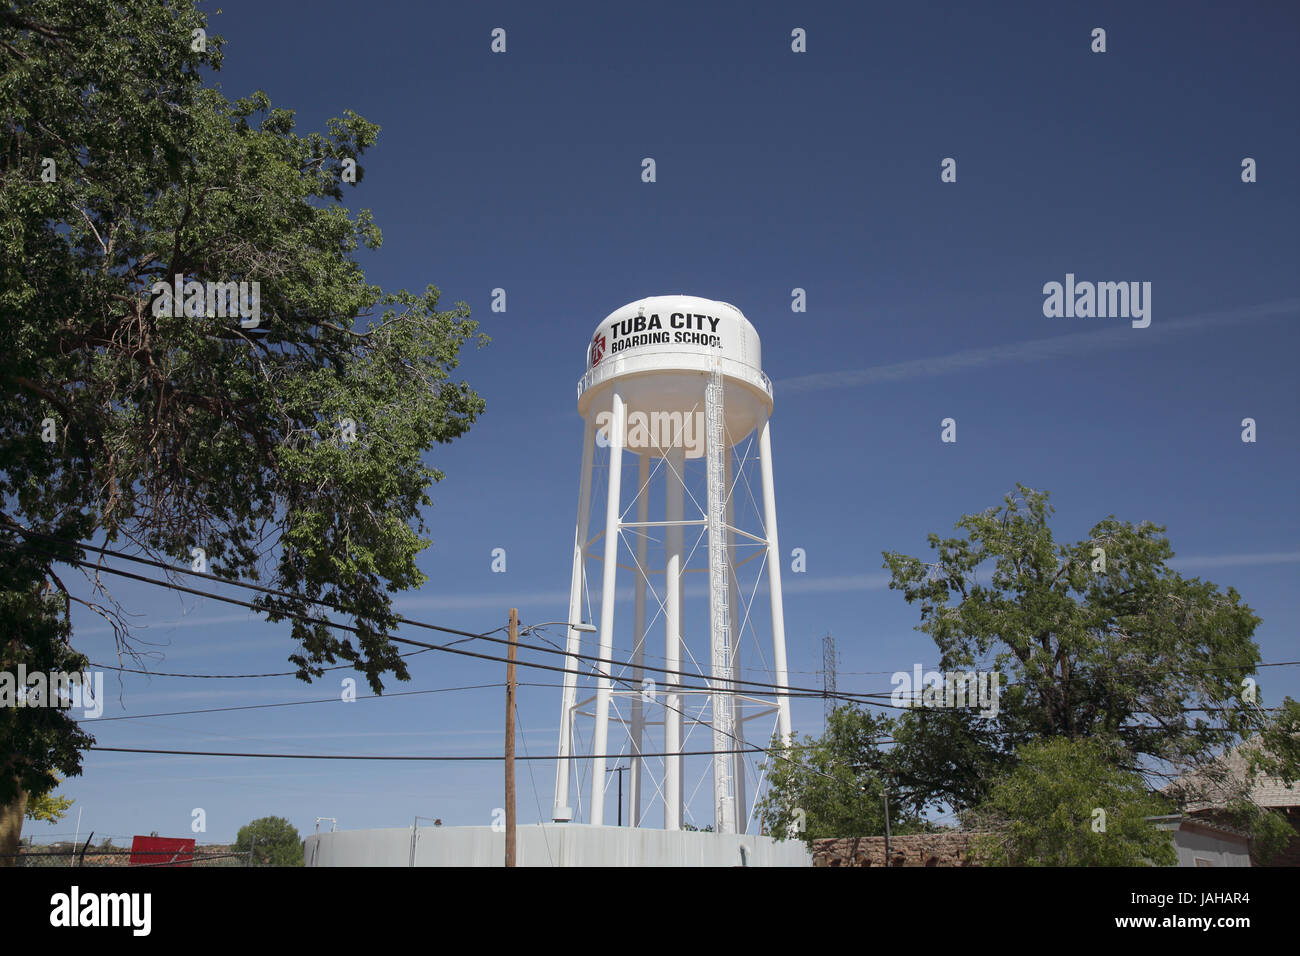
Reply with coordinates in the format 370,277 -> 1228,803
881,484 -> 1298,852
233,815 -> 303,867
24,782 -> 73,823
0,546 -> 92,805
0,0 -> 487,811
758,705 -> 928,848
969,737 -> 1177,866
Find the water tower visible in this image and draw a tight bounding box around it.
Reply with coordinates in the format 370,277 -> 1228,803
552,295 -> 793,833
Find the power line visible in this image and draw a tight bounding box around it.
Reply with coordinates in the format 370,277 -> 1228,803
65,556 -> 1299,725
56,550 -> 902,706
17,529 -> 1295,694
89,745 -> 767,761
90,651 -> 433,680
16,530 -> 1293,795
75,680 -> 855,726
516,708 -> 556,865
61,562 -> 872,785
81,682 -> 504,722
58,538 -> 1289,697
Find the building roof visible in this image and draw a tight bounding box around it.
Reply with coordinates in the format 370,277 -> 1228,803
1165,737 -> 1300,811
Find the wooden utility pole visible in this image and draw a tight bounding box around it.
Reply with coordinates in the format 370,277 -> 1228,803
505,608 -> 519,867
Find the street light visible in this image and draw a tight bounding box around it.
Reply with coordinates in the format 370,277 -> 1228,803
520,620 -> 597,636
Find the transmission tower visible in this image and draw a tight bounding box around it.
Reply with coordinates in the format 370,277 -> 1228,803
822,632 -> 837,726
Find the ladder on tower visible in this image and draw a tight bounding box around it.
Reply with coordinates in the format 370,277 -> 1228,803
705,364 -> 736,833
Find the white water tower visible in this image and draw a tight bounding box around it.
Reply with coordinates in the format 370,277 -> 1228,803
552,295 -> 793,833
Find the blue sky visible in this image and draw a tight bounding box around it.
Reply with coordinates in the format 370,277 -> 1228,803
35,0 -> 1300,845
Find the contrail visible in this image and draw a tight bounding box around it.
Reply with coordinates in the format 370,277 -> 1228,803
776,297 -> 1300,395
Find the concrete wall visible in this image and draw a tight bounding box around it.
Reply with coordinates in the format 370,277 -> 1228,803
305,825 -> 812,867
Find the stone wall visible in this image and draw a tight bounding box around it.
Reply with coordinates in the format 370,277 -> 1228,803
813,832 -> 987,867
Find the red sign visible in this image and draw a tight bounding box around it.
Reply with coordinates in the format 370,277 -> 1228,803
590,333 -> 606,367
129,835 -> 195,867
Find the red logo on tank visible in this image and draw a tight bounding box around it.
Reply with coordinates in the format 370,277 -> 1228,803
590,333 -> 606,367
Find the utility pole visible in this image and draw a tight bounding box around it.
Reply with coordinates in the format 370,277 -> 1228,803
246,835 -> 256,867
607,766 -> 627,826
505,608 -> 519,867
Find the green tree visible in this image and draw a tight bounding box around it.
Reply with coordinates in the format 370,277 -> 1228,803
881,485 -> 1298,852
0,551 -> 92,864
1251,698 -> 1300,783
970,737 -> 1177,866
758,705 -> 927,848
0,0 -> 486,859
233,816 -> 303,867
883,706 -> 1011,818
24,782 -> 73,823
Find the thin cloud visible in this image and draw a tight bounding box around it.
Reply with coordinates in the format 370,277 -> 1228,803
785,572 -> 892,593
776,298 -> 1300,395
395,589 -> 570,612
73,611 -> 262,638
1171,551 -> 1300,570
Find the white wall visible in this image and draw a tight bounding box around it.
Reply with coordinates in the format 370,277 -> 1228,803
305,825 -> 812,867
1172,827 -> 1251,867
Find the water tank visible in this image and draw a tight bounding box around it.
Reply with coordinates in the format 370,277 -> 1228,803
577,295 -> 773,456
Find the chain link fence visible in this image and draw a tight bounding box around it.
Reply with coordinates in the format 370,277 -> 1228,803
11,844 -> 278,867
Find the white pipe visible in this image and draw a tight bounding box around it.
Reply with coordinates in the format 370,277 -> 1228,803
552,417 -> 595,821
759,416 -> 793,744
629,452 -> 649,826
70,807 -> 82,867
589,389 -> 626,826
706,376 -> 735,833
726,444 -> 746,832
664,444 -> 685,830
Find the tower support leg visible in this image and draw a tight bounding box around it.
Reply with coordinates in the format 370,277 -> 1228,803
553,417 -> 596,821
629,453 -> 649,826
590,389 -> 626,825
664,444 -> 685,830
759,415 -> 793,745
